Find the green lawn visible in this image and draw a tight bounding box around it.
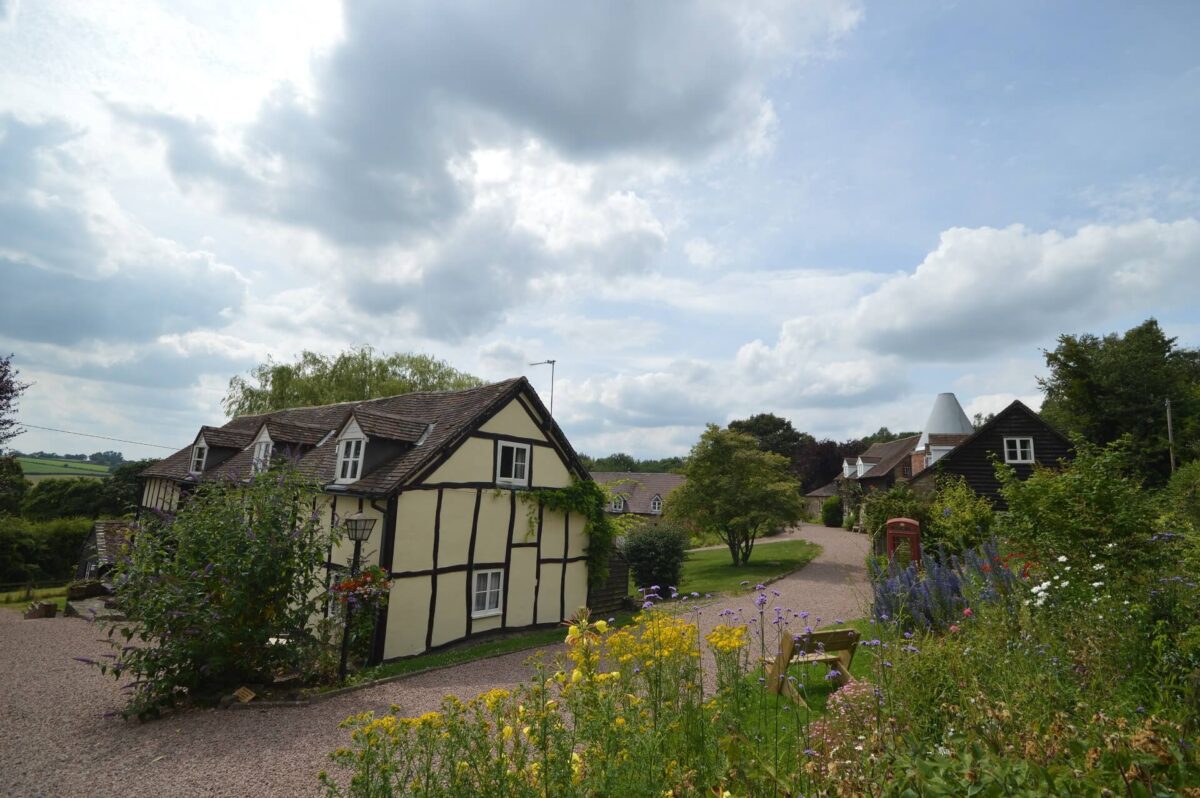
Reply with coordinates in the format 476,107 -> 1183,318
16,456 -> 109,480
0,584 -> 69,612
675,540 -> 822,596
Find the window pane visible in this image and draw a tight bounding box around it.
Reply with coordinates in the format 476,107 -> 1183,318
500,446 -> 514,478
474,591 -> 487,612
340,459 -> 350,479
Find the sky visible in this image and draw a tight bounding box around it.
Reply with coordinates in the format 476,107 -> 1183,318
2,0 -> 1199,461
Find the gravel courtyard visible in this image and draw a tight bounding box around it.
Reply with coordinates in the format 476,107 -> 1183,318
0,524 -> 868,798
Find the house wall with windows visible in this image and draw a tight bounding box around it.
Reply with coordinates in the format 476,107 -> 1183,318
909,400 -> 1072,508
380,395 -> 586,659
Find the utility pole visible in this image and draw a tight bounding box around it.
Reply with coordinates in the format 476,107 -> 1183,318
1166,398 -> 1176,475
529,359 -> 556,415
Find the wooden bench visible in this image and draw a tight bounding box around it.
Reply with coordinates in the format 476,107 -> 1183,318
764,628 -> 860,704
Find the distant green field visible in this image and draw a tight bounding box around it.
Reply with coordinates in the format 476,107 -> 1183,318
15,456 -> 110,480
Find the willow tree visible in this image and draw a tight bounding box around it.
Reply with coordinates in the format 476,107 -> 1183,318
223,346 -> 483,416
668,424 -> 804,566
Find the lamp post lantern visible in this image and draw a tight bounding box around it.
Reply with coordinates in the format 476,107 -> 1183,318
338,511 -> 376,682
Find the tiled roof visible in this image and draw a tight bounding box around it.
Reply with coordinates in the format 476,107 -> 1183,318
847,435 -> 919,480
197,425 -> 254,449
351,408 -> 430,443
590,472 -> 686,515
264,419 -> 331,446
805,479 -> 840,498
927,433 -> 970,446
141,378 -> 576,496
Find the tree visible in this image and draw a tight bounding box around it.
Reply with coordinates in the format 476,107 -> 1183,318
580,452 -> 687,473
859,426 -> 919,445
728,413 -> 815,465
88,450 -> 125,467
0,456 -> 26,515
667,425 -> 804,566
1038,319 -> 1200,484
792,438 -> 868,492
20,477 -> 108,521
0,353 -> 29,447
222,346 -> 484,417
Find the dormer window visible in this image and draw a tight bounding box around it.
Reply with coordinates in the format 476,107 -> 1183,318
496,441 -> 529,487
650,495 -> 662,514
190,445 -> 207,475
337,438 -> 364,482
253,440 -> 273,473
609,496 -> 626,513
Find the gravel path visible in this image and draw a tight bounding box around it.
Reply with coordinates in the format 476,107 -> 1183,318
0,524 -> 867,798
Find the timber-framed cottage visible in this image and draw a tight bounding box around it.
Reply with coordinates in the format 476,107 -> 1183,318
139,378 -> 595,662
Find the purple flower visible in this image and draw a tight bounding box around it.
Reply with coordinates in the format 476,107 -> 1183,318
641,601 -> 654,609
754,593 -> 768,608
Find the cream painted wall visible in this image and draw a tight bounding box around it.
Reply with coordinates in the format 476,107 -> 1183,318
383,575 -> 433,659
473,492 -> 512,564
563,561 -> 589,620
427,437 -> 494,483
532,451 -> 571,488
536,562 -> 564,624
506,548 -> 537,627
436,490 -> 475,567
431,571 -> 467,647
392,490 -> 438,572
478,399 -> 546,439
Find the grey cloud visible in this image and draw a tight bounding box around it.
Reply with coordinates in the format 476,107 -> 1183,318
118,1 -> 824,248
0,113 -> 247,347
0,257 -> 243,345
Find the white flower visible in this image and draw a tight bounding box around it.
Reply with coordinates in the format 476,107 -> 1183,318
1057,555 -> 1068,563
1064,566 -> 1072,571
1093,563 -> 1105,571
1091,581 -> 1103,588
1059,580 -> 1070,588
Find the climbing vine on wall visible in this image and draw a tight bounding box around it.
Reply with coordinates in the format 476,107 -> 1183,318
514,477 -> 615,587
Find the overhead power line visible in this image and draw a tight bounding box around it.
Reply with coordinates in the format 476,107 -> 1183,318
17,423 -> 176,450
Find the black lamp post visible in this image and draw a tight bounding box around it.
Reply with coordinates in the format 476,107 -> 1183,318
338,512 -> 376,682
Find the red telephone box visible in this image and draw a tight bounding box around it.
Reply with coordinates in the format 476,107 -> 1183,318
885,517 -> 921,564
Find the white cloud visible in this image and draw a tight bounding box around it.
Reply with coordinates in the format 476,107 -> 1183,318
852,219 -> 1200,361
684,237 -> 719,268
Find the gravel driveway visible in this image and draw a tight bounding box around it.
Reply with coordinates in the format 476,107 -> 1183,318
0,524 -> 867,798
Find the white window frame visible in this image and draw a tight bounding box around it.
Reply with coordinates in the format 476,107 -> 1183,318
336,438 -> 365,483
609,495 -> 626,513
649,495 -> 662,514
1003,437 -> 1035,464
190,444 -> 207,475
471,569 -> 503,618
495,441 -> 530,487
252,439 -> 273,473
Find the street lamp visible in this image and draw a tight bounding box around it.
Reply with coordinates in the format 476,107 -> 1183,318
338,512 -> 376,682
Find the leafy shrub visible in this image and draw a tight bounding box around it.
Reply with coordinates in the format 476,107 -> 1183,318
998,437 -> 1155,563
859,483 -> 929,543
926,475 -> 994,552
0,516 -> 92,583
820,495 -> 842,527
622,523 -> 687,592
88,466 -> 341,718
